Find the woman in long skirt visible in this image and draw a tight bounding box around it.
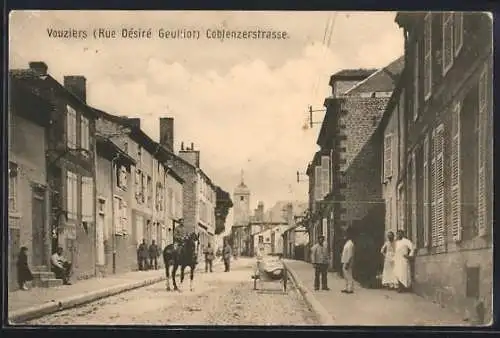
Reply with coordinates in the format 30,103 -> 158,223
17,246 -> 33,290
380,231 -> 397,289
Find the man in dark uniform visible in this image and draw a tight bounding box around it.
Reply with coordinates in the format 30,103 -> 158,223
173,219 -> 187,253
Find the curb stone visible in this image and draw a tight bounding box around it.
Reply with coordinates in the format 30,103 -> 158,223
283,261 -> 335,325
9,275 -> 166,324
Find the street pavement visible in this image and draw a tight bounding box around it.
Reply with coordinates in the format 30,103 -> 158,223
8,258 -> 242,323
284,259 -> 470,326
23,257 -> 319,325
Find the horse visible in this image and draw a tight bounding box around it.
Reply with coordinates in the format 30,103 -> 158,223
162,232 -> 199,291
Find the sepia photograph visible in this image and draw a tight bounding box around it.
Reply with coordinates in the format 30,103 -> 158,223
6,10 -> 493,326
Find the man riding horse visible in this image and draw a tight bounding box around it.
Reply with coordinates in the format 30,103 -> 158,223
173,219 -> 198,264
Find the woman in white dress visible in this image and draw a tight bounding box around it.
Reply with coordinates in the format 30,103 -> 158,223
393,230 -> 415,292
380,231 -> 397,289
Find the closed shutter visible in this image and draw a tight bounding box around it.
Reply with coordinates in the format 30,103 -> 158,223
81,177 -> 94,222
451,103 -> 462,241
321,156 -> 330,198
122,201 -> 129,233
384,134 -> 393,179
424,13 -> 432,99
478,68 -> 488,236
423,135 -> 430,247
413,41 -> 420,121
314,166 -> 322,201
432,124 -> 445,246
411,151 -> 417,245
442,12 -> 454,74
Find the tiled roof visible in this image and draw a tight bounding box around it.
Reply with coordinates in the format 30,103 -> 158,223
344,56 -> 405,95
331,68 -> 378,79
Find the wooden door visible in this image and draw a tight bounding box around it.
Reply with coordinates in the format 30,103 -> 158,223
32,186 -> 46,266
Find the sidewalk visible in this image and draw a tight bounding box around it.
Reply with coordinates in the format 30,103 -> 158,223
284,259 -> 469,326
8,257 -> 253,324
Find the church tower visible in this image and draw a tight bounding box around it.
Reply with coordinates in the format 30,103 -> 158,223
233,170 -> 251,227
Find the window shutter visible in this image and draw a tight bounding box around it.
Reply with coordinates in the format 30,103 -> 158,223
413,41 -> 420,121
442,12 -> 454,74
435,125 -> 445,246
122,201 -> 129,233
82,177 -> 94,222
386,196 -> 392,232
430,130 -> 437,247
477,69 -> 488,236
451,103 -> 462,241
453,12 -> 464,56
423,135 -> 430,247
424,13 -> 432,100
411,151 -> 417,245
321,156 -> 330,198
314,166 -> 322,201
384,134 -> 392,179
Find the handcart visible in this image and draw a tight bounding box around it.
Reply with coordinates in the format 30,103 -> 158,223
251,254 -> 288,292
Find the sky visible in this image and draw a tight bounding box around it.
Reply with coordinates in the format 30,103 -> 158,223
9,11 -> 404,235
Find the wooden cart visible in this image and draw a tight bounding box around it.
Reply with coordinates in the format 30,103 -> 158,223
251,255 -> 288,292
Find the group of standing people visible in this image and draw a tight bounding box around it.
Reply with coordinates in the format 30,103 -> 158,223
137,239 -> 161,271
380,229 -> 415,292
310,227 -> 355,294
310,227 -> 415,295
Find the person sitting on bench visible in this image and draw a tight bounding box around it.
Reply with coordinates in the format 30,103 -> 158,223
51,247 -> 72,285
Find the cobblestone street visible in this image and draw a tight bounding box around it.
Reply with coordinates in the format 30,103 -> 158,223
25,261 -> 318,325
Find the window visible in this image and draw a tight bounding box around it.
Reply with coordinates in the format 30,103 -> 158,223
147,176 -> 152,207
413,41 -> 420,121
386,196 -> 392,232
258,236 -> 263,243
135,169 -> 141,202
156,183 -> 164,212
123,142 -> 128,154
454,12 -> 464,56
477,68 -> 488,236
423,135 -> 430,247
168,187 -> 174,216
431,124 -> 445,247
321,155 -> 330,198
314,166 -> 322,201
141,173 -> 146,203
8,162 -> 18,213
240,196 -> 244,201
137,146 -> 142,166
98,198 -> 106,215
384,134 -> 393,179
410,151 -> 417,244
81,176 -> 94,222
66,105 -> 77,148
114,196 -> 123,233
424,13 -> 432,100
398,184 -> 405,231
121,201 -> 129,233
451,103 -> 462,241
66,171 -> 78,220
442,12 -> 454,75
81,115 -> 90,152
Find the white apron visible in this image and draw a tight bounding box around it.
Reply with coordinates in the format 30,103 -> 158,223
393,238 -> 414,288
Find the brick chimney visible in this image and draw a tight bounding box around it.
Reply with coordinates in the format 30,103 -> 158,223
159,117 -> 174,151
179,142 -> 200,168
64,75 -> 87,103
29,61 -> 48,76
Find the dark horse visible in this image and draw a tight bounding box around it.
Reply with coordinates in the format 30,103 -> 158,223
162,232 -> 199,291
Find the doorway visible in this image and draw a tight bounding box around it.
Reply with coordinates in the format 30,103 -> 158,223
32,185 -> 47,267
96,198 -> 106,266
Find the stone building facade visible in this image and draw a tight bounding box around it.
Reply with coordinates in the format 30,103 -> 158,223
395,11 -> 493,323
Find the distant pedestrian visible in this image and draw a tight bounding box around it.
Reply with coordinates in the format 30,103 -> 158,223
341,228 -> 355,294
51,247 -> 72,285
380,231 -> 397,289
204,243 -> 215,273
137,239 -> 148,271
149,240 -> 159,270
17,246 -> 33,290
394,230 -> 415,293
223,241 -> 232,272
310,235 -> 330,291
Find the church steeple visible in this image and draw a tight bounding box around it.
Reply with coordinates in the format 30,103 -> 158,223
240,169 -> 245,187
